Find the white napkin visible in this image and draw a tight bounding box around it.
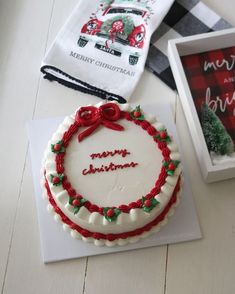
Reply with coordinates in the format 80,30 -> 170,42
41,0 -> 174,103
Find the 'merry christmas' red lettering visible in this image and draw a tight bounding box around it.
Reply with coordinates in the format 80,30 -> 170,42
82,161 -> 138,176
90,149 -> 131,160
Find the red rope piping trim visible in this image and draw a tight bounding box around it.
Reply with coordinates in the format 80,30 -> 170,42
54,111 -> 172,214
44,176 -> 181,241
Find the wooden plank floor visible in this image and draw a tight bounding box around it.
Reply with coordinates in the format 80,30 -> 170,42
0,0 -> 234,293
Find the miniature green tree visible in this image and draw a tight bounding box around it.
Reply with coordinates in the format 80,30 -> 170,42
201,103 -> 234,155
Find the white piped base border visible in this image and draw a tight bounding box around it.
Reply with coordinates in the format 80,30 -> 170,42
41,177 -> 182,247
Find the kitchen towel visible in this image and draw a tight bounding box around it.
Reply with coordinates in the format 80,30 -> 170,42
41,0 -> 175,103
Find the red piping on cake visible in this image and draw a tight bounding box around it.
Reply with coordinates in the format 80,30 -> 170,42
75,104 -> 124,142
55,110 -> 171,214
44,177 -> 181,241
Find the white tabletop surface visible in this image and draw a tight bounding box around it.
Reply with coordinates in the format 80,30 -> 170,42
0,0 -> 235,293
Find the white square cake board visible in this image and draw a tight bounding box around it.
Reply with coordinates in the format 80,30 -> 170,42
27,104 -> 202,263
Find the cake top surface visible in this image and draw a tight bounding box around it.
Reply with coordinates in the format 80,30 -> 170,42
44,102 -> 181,221
65,115 -> 163,207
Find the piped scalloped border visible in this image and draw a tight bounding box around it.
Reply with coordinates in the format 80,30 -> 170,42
42,177 -> 182,247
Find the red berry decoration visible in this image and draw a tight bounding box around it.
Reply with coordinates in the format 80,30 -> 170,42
54,143 -> 61,151
106,209 -> 114,218
69,196 -> 86,214
51,141 -> 65,154
133,111 -> 141,118
168,163 -> 176,171
50,174 -> 64,186
154,130 -> 171,143
52,177 -> 60,184
144,199 -> 152,207
164,160 -> 180,176
130,106 -> 145,121
72,199 -> 80,207
160,132 -> 167,139
142,196 -> 159,212
104,207 -> 121,222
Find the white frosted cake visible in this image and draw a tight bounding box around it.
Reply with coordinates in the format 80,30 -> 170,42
41,102 -> 182,246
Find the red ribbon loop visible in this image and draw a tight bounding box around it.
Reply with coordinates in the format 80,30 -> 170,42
75,103 -> 124,142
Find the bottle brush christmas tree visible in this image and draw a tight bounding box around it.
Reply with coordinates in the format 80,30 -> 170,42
201,103 -> 234,155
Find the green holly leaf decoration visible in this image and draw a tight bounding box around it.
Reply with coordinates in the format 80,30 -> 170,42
50,174 -> 64,186
74,206 -> 80,214
172,160 -> 180,166
68,197 -> 87,214
103,207 -> 121,222
163,160 -> 180,176
141,196 -> 159,213
68,197 -> 74,206
154,130 -> 171,143
163,161 -> 169,168
51,140 -> 65,154
130,105 -> 145,121
167,170 -> 174,176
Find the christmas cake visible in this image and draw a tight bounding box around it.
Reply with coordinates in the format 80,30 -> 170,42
41,102 -> 182,246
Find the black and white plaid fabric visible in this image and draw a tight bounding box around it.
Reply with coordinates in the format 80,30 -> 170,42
146,0 -> 232,90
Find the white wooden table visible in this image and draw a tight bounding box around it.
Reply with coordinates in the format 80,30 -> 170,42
1,1 -> 235,293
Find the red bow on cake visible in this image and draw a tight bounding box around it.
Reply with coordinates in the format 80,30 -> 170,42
75,103 -> 124,142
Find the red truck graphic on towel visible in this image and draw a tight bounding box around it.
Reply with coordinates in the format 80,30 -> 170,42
77,3 -> 149,65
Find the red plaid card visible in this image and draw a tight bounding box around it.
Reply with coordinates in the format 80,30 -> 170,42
181,46 -> 235,145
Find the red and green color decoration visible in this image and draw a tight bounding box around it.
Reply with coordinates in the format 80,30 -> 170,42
51,141 -> 65,154
155,130 -> 171,143
163,160 -> 180,176
141,196 -> 159,213
130,105 -> 145,121
50,174 -> 64,186
68,196 -> 87,215
101,15 -> 134,37
103,207 -> 121,222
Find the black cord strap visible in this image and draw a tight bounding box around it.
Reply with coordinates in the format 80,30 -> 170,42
41,65 -> 127,104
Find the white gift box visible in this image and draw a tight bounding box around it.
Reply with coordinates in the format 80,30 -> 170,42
168,28 -> 235,183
